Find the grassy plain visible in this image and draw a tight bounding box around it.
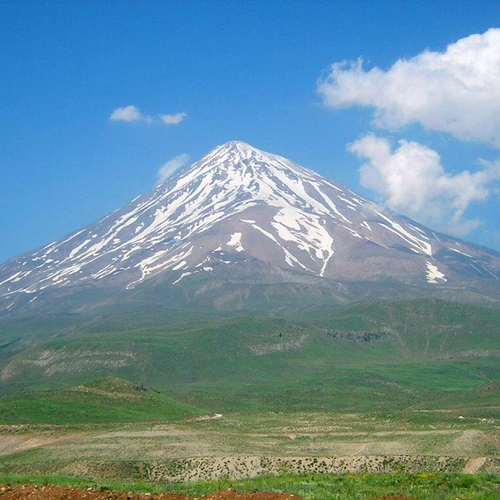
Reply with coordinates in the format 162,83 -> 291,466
0,407 -> 498,480
0,298 -> 499,491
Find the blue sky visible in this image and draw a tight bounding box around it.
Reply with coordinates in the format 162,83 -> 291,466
2,0 -> 500,264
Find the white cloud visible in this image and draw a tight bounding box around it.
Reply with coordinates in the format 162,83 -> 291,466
349,135 -> 500,235
318,28 -> 500,146
110,105 -> 149,123
156,154 -> 190,184
160,112 -> 188,125
110,106 -> 187,125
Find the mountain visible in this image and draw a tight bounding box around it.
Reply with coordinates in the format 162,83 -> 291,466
1,140 -> 500,315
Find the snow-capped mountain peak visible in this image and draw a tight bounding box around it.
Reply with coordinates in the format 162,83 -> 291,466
1,141 -> 499,312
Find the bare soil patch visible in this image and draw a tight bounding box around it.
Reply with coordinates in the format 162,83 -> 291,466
0,486 -> 428,500
0,486 -> 300,500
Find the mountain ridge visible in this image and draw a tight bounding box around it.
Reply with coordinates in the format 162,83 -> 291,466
1,141 -> 499,314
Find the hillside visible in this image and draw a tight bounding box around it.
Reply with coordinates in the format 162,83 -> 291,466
0,376 -> 204,424
1,299 -> 499,419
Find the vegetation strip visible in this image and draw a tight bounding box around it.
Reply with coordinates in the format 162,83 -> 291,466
9,456 -> 496,482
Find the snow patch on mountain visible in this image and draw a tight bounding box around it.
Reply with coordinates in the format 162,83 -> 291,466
227,232 -> 244,252
426,261 -> 447,284
377,212 -> 432,256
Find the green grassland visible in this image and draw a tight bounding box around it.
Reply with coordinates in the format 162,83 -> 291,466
1,296 -> 499,494
1,298 -> 499,420
0,377 -> 204,424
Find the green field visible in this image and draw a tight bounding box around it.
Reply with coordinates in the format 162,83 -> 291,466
0,298 -> 499,487
0,377 -> 204,424
1,298 -> 499,419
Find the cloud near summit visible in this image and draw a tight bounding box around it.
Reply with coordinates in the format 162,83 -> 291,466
157,154 -> 190,184
349,135 -> 500,235
318,28 -> 500,238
